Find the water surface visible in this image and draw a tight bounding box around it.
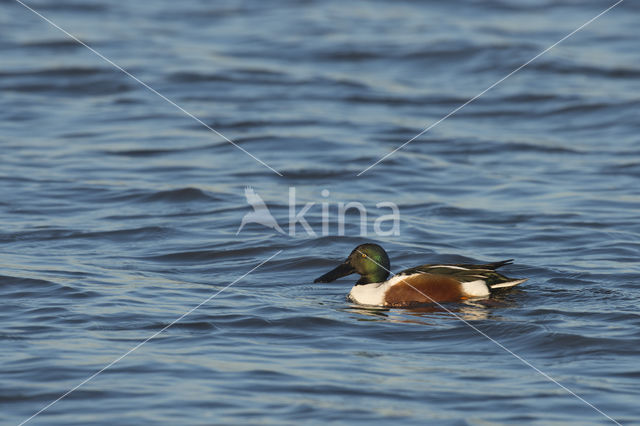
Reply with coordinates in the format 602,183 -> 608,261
1,0 -> 639,424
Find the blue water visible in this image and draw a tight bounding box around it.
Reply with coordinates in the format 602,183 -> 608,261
1,0 -> 640,424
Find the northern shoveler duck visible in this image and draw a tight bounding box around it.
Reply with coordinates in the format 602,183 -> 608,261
314,243 -> 527,307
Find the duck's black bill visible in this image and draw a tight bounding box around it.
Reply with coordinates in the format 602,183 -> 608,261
314,262 -> 355,283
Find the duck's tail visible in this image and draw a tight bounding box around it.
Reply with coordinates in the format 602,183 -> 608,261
483,259 -> 514,270
489,278 -> 527,290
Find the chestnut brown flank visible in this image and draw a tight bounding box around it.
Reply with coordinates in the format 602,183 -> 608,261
384,274 -> 464,307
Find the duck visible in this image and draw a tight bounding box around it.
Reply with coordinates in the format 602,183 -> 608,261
314,243 -> 527,307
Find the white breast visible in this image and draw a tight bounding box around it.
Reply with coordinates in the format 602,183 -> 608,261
348,282 -> 387,306
347,275 -> 409,306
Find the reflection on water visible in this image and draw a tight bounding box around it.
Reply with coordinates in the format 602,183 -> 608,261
344,294 -> 523,324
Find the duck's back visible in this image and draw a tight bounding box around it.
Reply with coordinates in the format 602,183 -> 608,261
397,260 -> 517,288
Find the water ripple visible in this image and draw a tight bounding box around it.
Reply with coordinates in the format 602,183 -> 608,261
1,0 -> 639,424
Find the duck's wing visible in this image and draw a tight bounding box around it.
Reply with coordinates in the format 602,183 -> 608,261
397,259 -> 511,275
396,261 -> 524,288
460,259 -> 514,270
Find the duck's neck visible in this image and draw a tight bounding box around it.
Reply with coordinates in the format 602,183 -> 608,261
356,271 -> 389,285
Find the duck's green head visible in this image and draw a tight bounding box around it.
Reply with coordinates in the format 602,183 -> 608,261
314,243 -> 391,285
